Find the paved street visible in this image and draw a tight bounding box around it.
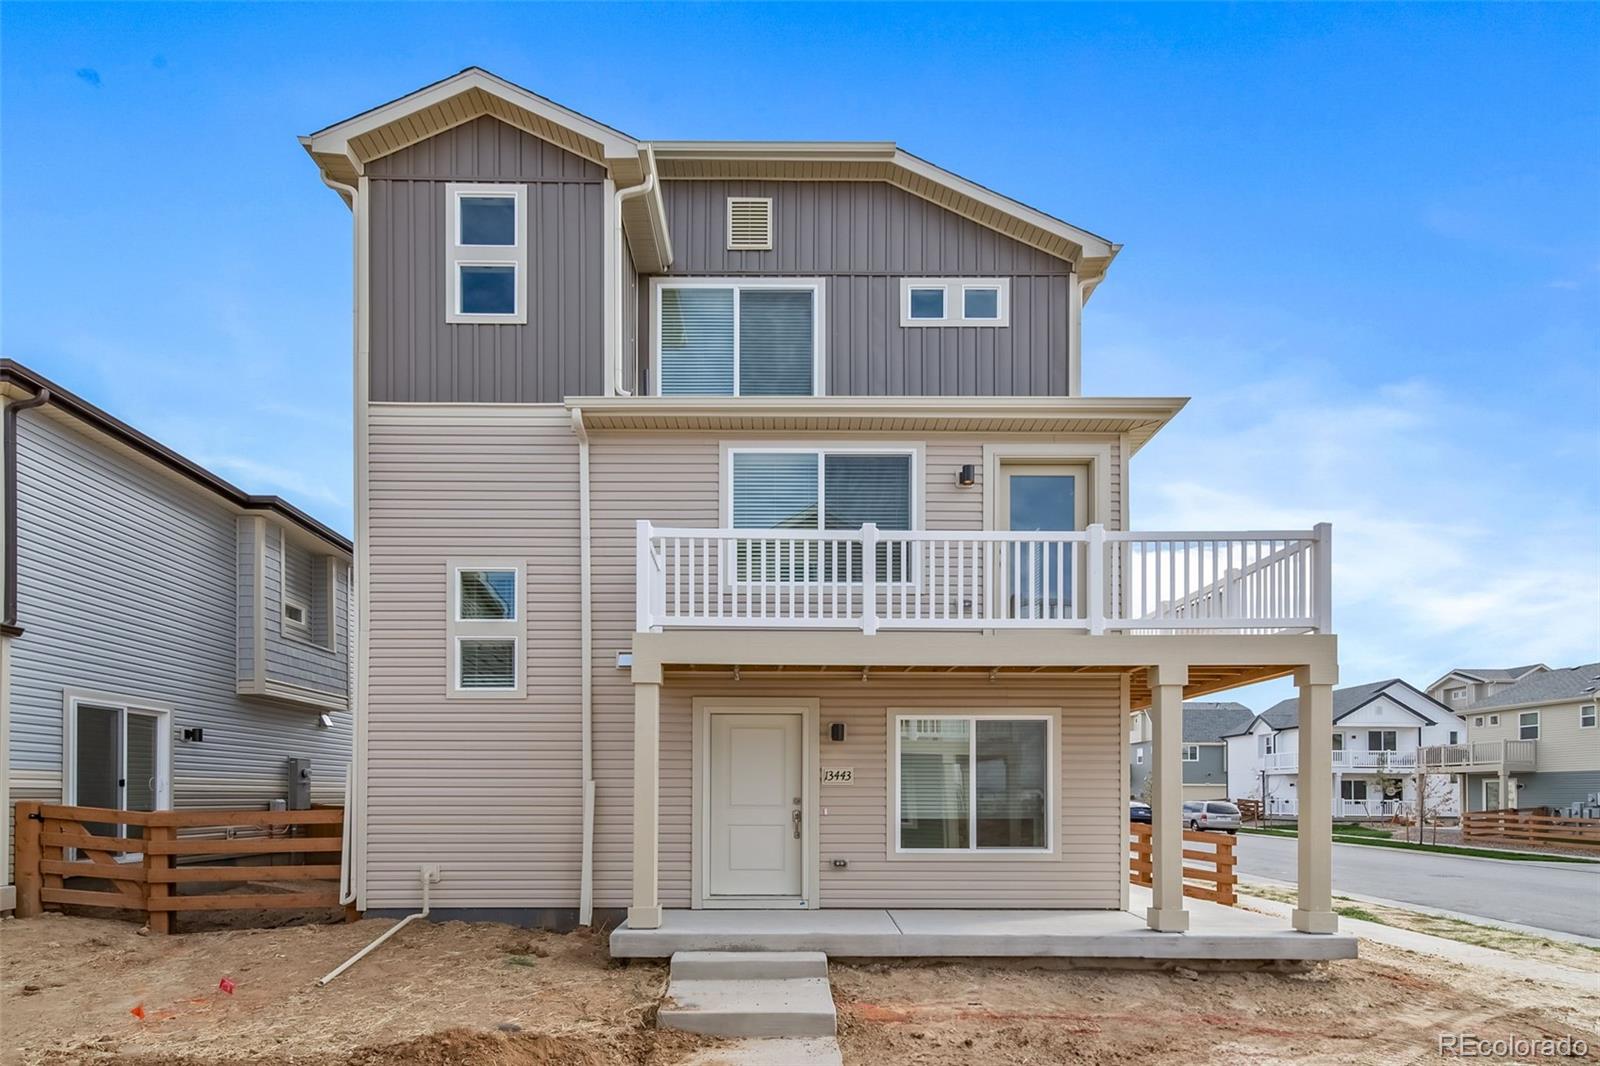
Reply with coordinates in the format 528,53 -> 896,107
1232,833 -> 1600,938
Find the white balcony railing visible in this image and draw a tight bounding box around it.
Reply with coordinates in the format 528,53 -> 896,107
1419,740 -> 1537,773
1264,750 -> 1420,773
1266,796 -> 1410,819
636,521 -> 1332,635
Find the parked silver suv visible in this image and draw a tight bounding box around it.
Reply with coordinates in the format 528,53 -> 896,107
1183,800 -> 1241,833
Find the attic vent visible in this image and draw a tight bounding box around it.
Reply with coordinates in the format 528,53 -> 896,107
727,197 -> 774,251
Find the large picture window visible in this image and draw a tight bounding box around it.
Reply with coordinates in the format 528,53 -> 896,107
729,448 -> 914,582
894,714 -> 1052,853
655,280 -> 823,396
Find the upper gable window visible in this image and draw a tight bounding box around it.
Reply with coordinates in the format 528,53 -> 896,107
446,183 -> 527,324
899,278 -> 1010,327
654,279 -> 822,396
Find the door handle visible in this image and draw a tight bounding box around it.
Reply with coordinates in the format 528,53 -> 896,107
792,808 -> 802,840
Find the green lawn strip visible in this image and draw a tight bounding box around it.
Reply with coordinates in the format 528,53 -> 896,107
1235,826 -> 1597,863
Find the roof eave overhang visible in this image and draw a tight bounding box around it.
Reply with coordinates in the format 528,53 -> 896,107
566,395 -> 1186,453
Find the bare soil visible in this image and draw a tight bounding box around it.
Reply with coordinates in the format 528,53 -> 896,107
4,912 -> 1598,1065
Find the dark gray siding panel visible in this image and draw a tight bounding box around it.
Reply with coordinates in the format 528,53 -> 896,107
644,180 -> 1074,397
369,117 -> 605,403
366,115 -> 606,181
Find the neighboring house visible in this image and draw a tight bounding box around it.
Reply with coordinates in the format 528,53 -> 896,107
302,67 -> 1343,944
0,362 -> 353,912
1130,702 -> 1253,802
1225,680 -> 1466,819
1422,663 -> 1600,814
1425,665 -> 1547,711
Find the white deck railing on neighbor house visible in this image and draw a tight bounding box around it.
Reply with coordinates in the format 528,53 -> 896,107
1263,750 -> 1420,774
1419,740 -> 1537,773
635,521 -> 1332,635
1265,797 -> 1411,819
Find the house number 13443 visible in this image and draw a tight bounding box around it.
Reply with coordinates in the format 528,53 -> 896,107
821,767 -> 854,783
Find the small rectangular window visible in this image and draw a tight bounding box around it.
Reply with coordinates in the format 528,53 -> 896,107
1488,715 -> 1499,726
282,598 -> 308,630
447,560 -> 525,696
900,278 -> 1010,326
1518,711 -> 1539,740
1135,749 -> 1144,765
1181,744 -> 1200,762
1341,779 -> 1368,801
1474,716 -> 1483,727
1450,689 -> 1466,702
1368,730 -> 1398,752
446,184 -> 526,324
1582,704 -> 1597,729
1448,730 -> 1459,744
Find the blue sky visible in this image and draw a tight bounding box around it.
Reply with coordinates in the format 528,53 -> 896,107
3,3 -> 1597,706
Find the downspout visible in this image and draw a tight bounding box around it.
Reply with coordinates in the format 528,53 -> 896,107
612,175 -> 656,398
572,407 -> 595,925
4,386 -> 51,631
321,171 -> 361,908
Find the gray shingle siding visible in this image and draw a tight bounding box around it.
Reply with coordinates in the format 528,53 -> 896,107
7,408 -> 352,810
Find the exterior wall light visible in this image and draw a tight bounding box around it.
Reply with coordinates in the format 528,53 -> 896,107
957,464 -> 976,487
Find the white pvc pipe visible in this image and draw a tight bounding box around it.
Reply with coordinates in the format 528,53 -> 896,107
318,866 -> 431,987
572,408 -> 595,926
612,175 -> 656,397
337,762 -> 354,905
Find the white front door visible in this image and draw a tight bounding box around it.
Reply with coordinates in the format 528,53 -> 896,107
708,712 -> 804,899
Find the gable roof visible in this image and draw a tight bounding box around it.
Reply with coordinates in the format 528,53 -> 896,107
1180,702 -> 1255,743
1467,663 -> 1600,711
0,360 -> 350,554
1239,679 -> 1450,735
302,68 -> 1121,285
1426,664 -> 1547,690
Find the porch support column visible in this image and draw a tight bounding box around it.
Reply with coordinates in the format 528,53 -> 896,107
629,677 -> 662,930
1146,664 -> 1189,933
1293,667 -> 1338,933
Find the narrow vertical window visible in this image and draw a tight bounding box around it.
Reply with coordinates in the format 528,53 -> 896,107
448,561 -> 525,696
446,184 -> 527,323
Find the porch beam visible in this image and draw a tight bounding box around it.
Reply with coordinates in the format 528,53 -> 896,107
1146,664 -> 1189,932
629,679 -> 662,930
1292,670 -> 1338,934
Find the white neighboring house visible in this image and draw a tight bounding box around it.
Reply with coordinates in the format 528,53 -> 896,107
1225,679 -> 1467,819
1425,665 -> 1547,711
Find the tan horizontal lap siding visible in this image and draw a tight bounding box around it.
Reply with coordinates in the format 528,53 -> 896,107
655,675 -> 1125,909
366,404 -> 582,910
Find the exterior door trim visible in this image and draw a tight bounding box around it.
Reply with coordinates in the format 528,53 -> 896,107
981,442 -> 1114,532
692,696 -> 820,910
60,688 -> 174,833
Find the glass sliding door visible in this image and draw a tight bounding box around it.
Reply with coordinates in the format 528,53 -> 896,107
70,699 -> 169,843
75,704 -> 123,837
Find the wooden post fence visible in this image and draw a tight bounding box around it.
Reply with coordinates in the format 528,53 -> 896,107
11,801 -> 348,932
1129,821 -> 1238,906
1461,809 -> 1600,850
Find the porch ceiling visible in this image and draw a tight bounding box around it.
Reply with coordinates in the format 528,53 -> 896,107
634,631 -> 1338,711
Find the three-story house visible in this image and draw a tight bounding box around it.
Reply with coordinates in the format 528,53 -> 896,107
302,68 -> 1346,957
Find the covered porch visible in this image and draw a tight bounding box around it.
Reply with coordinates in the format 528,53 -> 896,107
611,884 -> 1356,961
623,629 -> 1344,957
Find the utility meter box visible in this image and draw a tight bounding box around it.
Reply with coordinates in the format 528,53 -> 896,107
286,757 -> 312,810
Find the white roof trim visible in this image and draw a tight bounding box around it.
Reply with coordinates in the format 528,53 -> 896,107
301,67 -> 639,166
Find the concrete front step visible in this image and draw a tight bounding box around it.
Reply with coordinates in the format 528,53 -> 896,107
660,951 -> 837,1039
680,1037 -> 844,1066
670,950 -> 829,981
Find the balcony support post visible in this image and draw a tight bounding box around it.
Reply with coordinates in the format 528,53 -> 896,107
628,674 -> 662,930
1146,664 -> 1189,932
635,521 -> 654,633
860,523 -> 879,635
1293,667 -> 1338,934
1086,524 -> 1105,634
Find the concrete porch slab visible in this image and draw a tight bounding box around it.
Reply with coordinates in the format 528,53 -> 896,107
610,887 -> 1357,962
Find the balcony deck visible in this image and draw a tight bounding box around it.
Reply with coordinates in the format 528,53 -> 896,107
637,522 -> 1332,637
1419,740 -> 1538,775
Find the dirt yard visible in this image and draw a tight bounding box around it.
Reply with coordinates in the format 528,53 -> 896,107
4,912 -> 1598,1065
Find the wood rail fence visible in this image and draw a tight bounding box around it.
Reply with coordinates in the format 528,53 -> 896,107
1461,809 -> 1600,850
12,802 -> 349,933
1128,822 -> 1238,906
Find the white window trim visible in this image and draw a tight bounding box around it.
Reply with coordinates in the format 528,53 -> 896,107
1488,715 -> 1499,726
651,277 -> 826,397
1518,710 -> 1540,740
1582,704 -> 1597,729
888,709 -> 1058,860
282,595 -> 310,634
60,688 -> 174,833
1134,748 -> 1144,765
446,559 -> 526,698
445,183 -> 527,324
899,277 -> 1011,327
721,443 -> 923,588
725,196 -> 775,251
1181,744 -> 1200,762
